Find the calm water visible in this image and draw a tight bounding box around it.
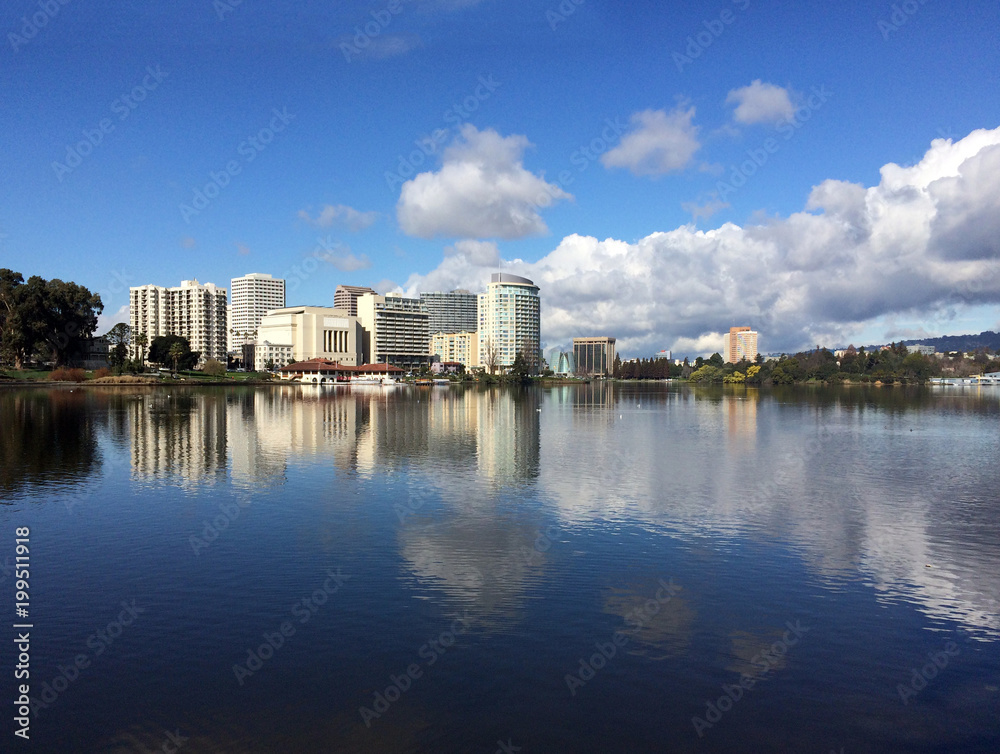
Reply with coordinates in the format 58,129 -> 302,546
1,383 -> 998,753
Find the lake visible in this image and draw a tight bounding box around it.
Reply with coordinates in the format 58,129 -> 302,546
1,383 -> 998,753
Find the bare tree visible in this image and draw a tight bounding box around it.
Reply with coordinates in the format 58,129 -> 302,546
484,337 -> 499,375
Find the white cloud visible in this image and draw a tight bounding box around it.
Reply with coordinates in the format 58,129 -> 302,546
725,80 -> 795,125
444,239 -> 500,267
315,239 -> 371,271
97,304 -> 129,335
681,196 -> 730,222
601,107 -> 701,177
298,204 -> 378,232
402,127 -> 1000,356
397,125 -> 572,239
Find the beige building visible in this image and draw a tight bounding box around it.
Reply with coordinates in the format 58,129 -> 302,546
572,337 -> 617,377
356,293 -> 430,370
724,327 -> 758,363
431,331 -> 479,369
333,285 -> 377,317
130,279 -> 228,364
255,306 -> 362,371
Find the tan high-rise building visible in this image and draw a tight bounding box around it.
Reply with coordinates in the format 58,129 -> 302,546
130,279 -> 228,364
334,285 -> 377,317
724,327 -> 758,363
573,337 -> 617,377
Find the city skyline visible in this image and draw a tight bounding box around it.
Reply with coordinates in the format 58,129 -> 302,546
3,2 -> 999,358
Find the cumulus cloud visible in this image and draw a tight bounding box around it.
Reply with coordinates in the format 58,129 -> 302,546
298,204 -> 378,231
601,106 -> 701,177
397,125 -> 572,239
401,127 -> 1000,356
726,80 -> 795,125
315,238 -> 371,272
445,239 -> 500,267
97,304 -> 129,335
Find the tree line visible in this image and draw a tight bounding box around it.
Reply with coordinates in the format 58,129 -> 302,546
0,269 -> 103,369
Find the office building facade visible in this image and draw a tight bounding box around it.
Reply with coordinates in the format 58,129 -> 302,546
420,290 -> 478,334
228,273 -> 285,352
356,293 -> 430,370
478,273 -> 541,373
130,279 -> 228,364
724,327 -> 758,363
333,285 -> 378,317
573,336 -> 617,377
256,306 -> 362,371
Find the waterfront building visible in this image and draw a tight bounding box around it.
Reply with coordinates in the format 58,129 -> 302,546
130,279 -> 228,364
550,351 -> 575,376
724,327 -> 758,363
356,293 -> 431,371
333,285 -> 378,317
420,290 -> 478,334
256,306 -> 362,370
477,273 -> 541,373
228,273 -> 285,352
430,331 -> 479,370
573,337 -> 617,377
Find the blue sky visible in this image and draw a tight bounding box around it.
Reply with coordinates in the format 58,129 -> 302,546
2,0 -> 999,356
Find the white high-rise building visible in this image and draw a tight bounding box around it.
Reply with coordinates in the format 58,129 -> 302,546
228,273 -> 285,352
477,273 -> 541,373
130,279 -> 228,364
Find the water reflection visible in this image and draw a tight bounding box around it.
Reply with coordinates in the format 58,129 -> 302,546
1,384 -> 997,642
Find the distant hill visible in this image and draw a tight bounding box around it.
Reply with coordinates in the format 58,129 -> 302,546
856,330 -> 1000,353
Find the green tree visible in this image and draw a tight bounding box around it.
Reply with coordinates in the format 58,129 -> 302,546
133,331 -> 148,368
708,352 -> 724,368
106,323 -> 131,369
41,278 -> 103,366
510,352 -> 530,381
168,342 -> 185,373
202,358 -> 226,377
149,335 -> 197,370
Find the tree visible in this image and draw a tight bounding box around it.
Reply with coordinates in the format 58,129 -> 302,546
106,323 -> 131,369
708,352 -> 724,368
41,279 -> 103,366
613,353 -> 622,378
202,358 -> 226,377
168,342 -> 185,373
484,337 -> 499,375
133,331 -> 148,367
149,335 -> 197,370
510,352 -> 530,382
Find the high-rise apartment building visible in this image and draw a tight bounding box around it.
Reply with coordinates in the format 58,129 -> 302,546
477,273 -> 541,373
420,290 -> 478,334
130,279 -> 228,364
573,336 -> 617,377
724,327 -> 758,363
430,331 -> 479,370
228,273 -> 285,352
356,293 -> 430,371
334,285 -> 377,317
